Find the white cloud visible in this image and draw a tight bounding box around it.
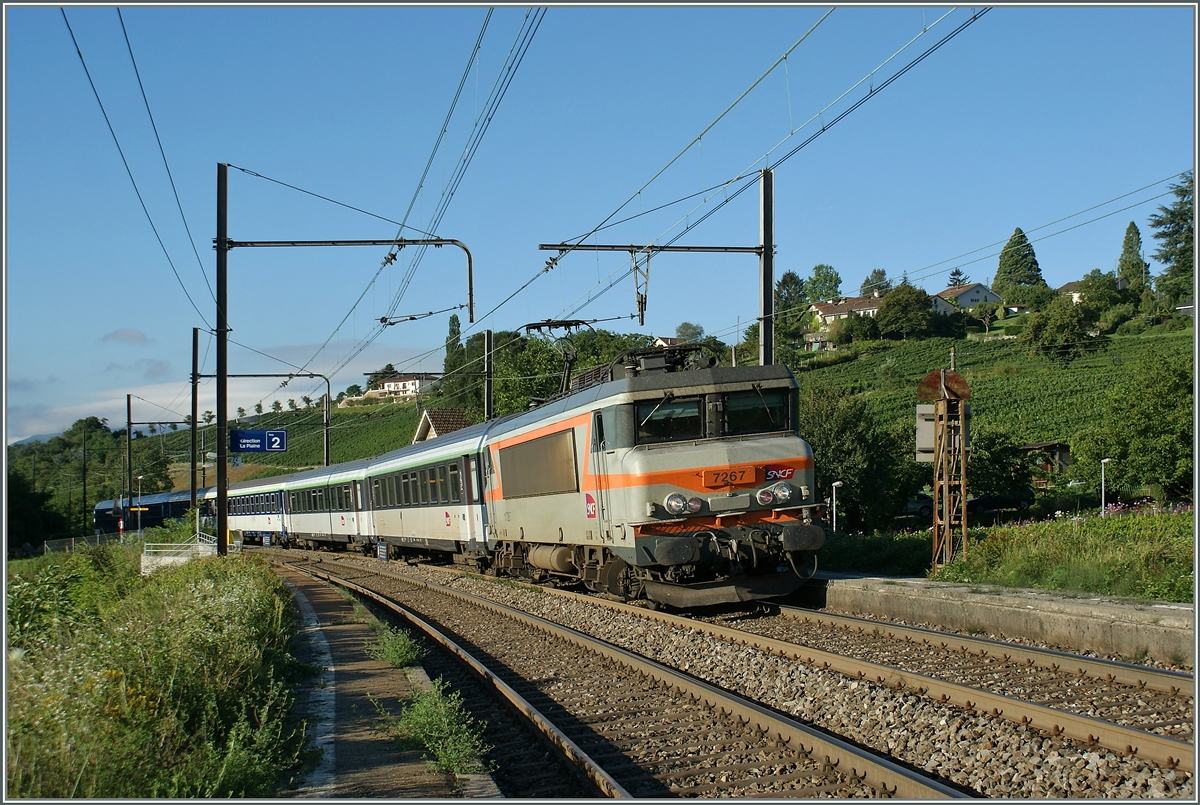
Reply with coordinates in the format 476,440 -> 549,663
101,329 -> 151,345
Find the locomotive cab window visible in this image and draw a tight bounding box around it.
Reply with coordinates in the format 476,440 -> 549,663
724,388 -> 790,436
635,397 -> 702,445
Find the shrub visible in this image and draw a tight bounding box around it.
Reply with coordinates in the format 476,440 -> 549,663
380,679 -> 491,774
366,625 -> 426,668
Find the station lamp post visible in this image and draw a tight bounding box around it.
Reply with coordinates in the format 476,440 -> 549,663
831,481 -> 843,533
1100,458 -> 1112,516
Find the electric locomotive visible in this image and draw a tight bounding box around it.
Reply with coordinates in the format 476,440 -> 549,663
478,345 -> 825,606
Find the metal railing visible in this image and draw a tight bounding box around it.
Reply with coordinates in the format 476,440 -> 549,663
43,534 -> 122,554
143,530 -> 240,558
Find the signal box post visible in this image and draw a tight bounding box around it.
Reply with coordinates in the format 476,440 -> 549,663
916,359 -> 970,573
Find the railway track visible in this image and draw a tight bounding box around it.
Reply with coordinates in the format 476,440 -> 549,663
279,554 -> 966,798
710,604 -> 1194,741
269,551 -> 1194,797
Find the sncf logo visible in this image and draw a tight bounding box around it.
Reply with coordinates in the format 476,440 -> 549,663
764,466 -> 795,481
585,493 -> 598,519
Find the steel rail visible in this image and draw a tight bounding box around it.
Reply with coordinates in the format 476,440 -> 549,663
289,562 -> 628,799
769,603 -> 1195,697
303,559 -> 968,799
509,580 -> 1195,773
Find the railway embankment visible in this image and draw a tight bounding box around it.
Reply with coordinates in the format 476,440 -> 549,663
798,573 -> 1194,667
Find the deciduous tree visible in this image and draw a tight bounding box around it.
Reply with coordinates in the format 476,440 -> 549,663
831,311 -> 879,345
675,321 -> 705,343
795,384 -> 906,531
967,425 -> 1033,498
1070,347 -> 1192,501
1019,294 -> 1096,362
874,283 -> 933,340
806,264 -> 842,303
1076,268 -> 1123,317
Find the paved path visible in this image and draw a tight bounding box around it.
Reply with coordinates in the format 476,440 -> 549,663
274,566 -> 467,798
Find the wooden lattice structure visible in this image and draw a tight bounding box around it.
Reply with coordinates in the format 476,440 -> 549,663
916,367 -> 970,573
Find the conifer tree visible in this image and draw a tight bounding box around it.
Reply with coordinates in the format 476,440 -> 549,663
774,271 -> 808,333
993,228 -> 1044,297
859,268 -> 891,297
1149,171 -> 1194,305
1116,221 -> 1149,293
946,268 -> 969,287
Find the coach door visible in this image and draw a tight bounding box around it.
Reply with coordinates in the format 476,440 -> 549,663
352,480 -> 370,539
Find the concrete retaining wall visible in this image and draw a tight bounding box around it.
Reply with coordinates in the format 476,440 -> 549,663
798,576 -> 1194,666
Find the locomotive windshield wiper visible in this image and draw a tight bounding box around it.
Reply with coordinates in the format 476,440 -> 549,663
751,383 -> 775,426
639,391 -> 675,428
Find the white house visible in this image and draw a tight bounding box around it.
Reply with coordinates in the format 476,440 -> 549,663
807,296 -> 885,330
931,283 -> 1002,315
378,374 -> 439,399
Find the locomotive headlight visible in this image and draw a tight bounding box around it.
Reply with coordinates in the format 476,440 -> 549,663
686,497 -> 703,513
756,488 -> 775,505
771,482 -> 794,503
664,493 -> 688,515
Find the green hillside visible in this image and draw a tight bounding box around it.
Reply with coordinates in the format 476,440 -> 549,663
159,402 -> 425,484
791,330 -> 1192,444
152,329 -> 1190,484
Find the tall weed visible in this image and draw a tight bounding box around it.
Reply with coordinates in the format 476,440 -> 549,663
377,679 -> 491,775
932,512 -> 1193,602
6,551 -> 307,797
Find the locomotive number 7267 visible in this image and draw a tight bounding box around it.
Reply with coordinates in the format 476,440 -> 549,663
703,466 -> 757,488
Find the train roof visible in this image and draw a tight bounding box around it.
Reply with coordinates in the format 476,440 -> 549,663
94,487 -> 209,510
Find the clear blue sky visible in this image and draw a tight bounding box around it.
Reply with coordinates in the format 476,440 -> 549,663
5,5 -> 1195,444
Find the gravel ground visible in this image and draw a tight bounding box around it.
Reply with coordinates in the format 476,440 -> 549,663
378,563 -> 1194,799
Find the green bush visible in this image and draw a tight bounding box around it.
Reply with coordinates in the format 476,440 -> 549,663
818,529 -> 933,576
931,511 -> 1193,602
381,679 -> 491,774
366,625 -> 426,668
6,551 -> 307,797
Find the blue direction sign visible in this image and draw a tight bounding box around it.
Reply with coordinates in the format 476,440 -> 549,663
230,429 -> 287,453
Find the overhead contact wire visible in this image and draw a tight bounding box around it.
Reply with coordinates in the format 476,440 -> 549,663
61,8 -> 212,329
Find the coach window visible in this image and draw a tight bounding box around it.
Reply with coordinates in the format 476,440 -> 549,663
449,464 -> 461,502
437,465 -> 449,503
409,473 -> 420,506
371,479 -> 382,508
418,469 -> 430,504
400,473 -> 410,506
